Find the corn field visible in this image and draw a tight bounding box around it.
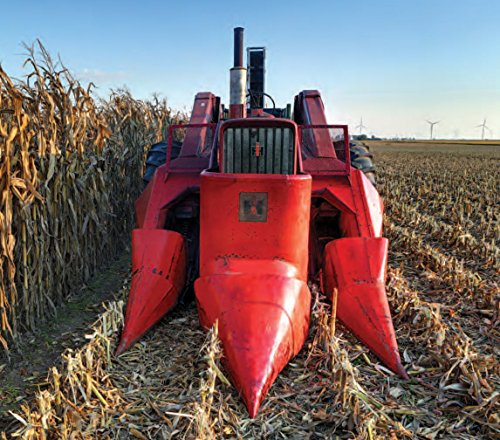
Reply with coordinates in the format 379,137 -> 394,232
2,141 -> 498,439
0,43 -> 183,351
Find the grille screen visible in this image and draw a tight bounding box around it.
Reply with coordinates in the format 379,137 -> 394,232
223,127 -> 294,174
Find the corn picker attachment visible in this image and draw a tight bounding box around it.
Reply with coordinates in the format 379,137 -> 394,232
117,27 -> 408,417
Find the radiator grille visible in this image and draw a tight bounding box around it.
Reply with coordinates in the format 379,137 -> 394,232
223,127 -> 294,174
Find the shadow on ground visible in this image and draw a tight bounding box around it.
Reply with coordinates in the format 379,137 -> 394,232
0,251 -> 131,424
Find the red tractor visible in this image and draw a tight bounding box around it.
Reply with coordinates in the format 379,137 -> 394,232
117,28 -> 407,417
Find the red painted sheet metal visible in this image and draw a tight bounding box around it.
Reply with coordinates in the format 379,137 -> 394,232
135,171 -> 201,229
355,170 -> 384,237
311,170 -> 384,239
249,108 -> 275,118
116,229 -> 186,355
340,170 -> 384,238
299,124 -> 351,174
229,103 -> 245,119
167,123 -> 217,168
195,171 -> 312,416
322,237 -> 408,378
296,91 -> 336,159
312,176 -> 357,214
195,273 -> 310,417
198,172 -> 312,280
179,93 -> 217,157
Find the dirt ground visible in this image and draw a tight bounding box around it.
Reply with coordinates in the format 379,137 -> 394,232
0,252 -> 131,425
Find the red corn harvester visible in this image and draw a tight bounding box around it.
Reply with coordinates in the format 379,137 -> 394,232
116,27 -> 408,417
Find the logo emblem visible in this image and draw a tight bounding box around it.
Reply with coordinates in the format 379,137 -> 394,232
239,192 -> 268,222
252,141 -> 263,157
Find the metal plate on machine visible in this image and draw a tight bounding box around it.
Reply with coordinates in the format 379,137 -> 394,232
239,192 -> 268,222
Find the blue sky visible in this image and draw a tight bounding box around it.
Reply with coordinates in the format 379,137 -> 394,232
1,0 -> 499,139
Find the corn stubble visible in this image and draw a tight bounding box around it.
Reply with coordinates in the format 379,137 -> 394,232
1,53 -> 499,438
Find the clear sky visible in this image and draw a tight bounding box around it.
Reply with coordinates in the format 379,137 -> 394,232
1,0 -> 499,139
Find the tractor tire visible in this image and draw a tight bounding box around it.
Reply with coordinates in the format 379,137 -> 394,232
143,141 -> 182,185
350,141 -> 376,186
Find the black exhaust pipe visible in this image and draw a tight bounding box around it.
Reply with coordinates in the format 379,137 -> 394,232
233,27 -> 244,67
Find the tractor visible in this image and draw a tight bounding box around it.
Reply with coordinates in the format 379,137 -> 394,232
117,27 -> 406,417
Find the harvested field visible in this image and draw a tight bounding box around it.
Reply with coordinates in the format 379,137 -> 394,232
370,140 -> 500,146
2,142 -> 498,439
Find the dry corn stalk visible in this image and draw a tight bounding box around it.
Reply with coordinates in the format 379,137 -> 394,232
0,42 -> 186,350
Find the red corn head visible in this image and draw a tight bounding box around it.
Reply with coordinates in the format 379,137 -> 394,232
195,171 -> 312,416
195,271 -> 311,417
116,229 -> 186,355
323,237 -> 408,378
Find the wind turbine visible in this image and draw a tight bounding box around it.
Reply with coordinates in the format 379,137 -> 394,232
476,118 -> 490,140
426,120 -> 440,140
356,117 -> 367,135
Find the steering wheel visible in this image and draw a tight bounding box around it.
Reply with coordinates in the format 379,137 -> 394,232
246,91 -> 276,111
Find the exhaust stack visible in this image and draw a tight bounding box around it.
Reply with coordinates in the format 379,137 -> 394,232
229,27 -> 247,118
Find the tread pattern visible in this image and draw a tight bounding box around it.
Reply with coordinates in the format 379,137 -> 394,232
143,141 -> 182,184
350,141 -> 376,186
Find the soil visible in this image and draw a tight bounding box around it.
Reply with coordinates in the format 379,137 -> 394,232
0,251 -> 131,426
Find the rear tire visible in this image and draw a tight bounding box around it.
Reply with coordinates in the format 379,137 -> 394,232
350,141 -> 376,186
143,141 -> 182,185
